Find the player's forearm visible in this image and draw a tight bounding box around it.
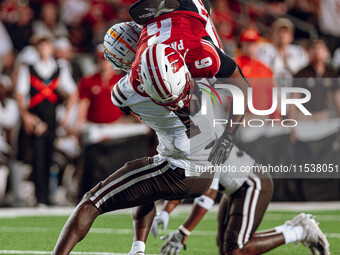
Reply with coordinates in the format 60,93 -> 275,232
182,189 -> 218,232
163,200 -> 181,214
182,204 -> 208,232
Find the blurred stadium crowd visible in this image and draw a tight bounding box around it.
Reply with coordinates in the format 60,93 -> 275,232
1,0 -> 340,207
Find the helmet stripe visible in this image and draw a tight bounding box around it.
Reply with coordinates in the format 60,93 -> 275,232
109,29 -> 136,54
152,44 -> 171,97
145,45 -> 167,100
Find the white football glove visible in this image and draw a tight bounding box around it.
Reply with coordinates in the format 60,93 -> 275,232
160,230 -> 186,255
151,210 -> 169,238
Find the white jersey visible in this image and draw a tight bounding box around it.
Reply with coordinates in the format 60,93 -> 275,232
208,144 -> 255,195
112,75 -> 217,176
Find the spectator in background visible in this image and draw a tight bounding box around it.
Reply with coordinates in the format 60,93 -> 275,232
83,0 -> 117,45
286,0 -> 319,40
235,28 -> 281,121
318,0 -> 340,55
211,0 -> 236,54
16,31 -> 77,205
114,1 -> 133,23
54,37 -> 84,84
257,18 -> 308,88
0,21 -> 14,74
332,47 -> 340,71
75,45 -> 141,196
32,2 -> 68,39
5,4 -> 34,53
74,45 -> 125,134
0,75 -> 19,205
59,0 -> 89,26
290,39 -> 340,122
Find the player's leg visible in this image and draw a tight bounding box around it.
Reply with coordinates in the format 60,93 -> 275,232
221,171 -> 329,255
53,157 -> 212,255
130,203 -> 156,254
217,188 -> 284,255
217,194 -> 229,255
53,198 -> 100,255
222,171 -> 280,255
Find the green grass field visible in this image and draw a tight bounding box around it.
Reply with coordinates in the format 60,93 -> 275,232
0,208 -> 339,255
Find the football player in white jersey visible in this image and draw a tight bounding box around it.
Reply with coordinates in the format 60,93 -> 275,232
52,8 -> 245,253
107,18 -> 329,255
52,2 -> 329,255
153,155 -> 329,255
126,41 -> 328,254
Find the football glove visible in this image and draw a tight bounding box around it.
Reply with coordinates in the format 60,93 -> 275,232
160,230 -> 186,255
151,210 -> 169,238
207,133 -> 235,165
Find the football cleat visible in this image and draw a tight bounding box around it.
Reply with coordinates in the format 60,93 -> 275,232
289,213 -> 330,255
128,252 -> 145,255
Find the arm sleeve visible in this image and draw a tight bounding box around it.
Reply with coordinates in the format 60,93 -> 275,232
59,60 -> 77,94
214,45 -> 237,78
0,100 -> 19,129
0,22 -> 13,57
16,65 -> 30,96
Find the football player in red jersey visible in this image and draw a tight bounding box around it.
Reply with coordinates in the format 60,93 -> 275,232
52,12 -> 247,255
51,2 -> 328,255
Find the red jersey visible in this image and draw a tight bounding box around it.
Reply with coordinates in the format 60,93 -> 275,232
130,11 -> 221,97
79,72 -> 124,123
235,56 -> 281,119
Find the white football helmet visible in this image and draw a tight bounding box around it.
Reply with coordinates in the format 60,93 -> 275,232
139,44 -> 193,111
103,21 -> 141,72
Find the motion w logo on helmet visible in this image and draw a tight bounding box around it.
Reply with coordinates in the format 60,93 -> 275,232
164,46 -> 184,73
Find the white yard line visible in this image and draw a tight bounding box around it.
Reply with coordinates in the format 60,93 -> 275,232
1,202 -> 340,218
0,226 -> 339,238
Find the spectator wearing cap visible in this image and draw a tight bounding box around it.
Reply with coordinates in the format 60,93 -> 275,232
15,31 -> 77,205
235,28 -> 281,121
256,18 -> 308,88
290,39 -> 340,122
0,75 -> 19,205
